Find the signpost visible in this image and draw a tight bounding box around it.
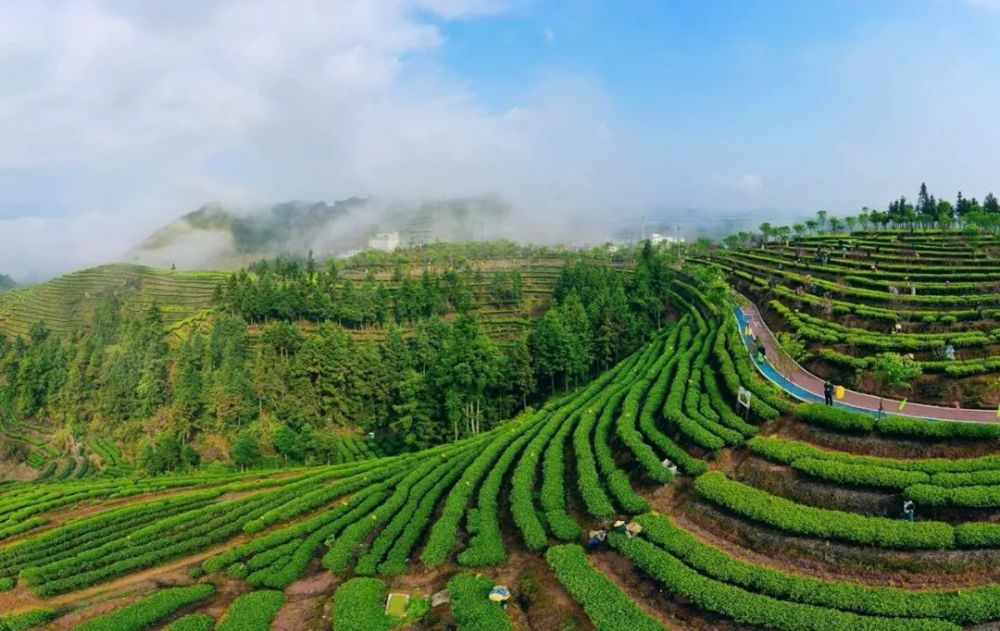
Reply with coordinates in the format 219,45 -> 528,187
737,386 -> 752,421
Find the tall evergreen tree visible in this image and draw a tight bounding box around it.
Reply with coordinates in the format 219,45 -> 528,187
174,335 -> 205,428
984,193 -> 1000,214
559,291 -> 592,387
530,309 -> 569,394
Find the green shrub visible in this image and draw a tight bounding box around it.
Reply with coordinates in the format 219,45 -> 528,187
333,578 -> 393,631
164,614 -> 215,631
460,421 -> 540,565
544,545 -> 664,631
357,451 -> 471,574
572,388 -> 619,520
447,573 -> 515,631
420,418 -> 530,565
795,403 -> 1000,440
610,532 -> 958,631
216,590 -> 284,631
794,404 -> 873,432
75,584 -> 214,631
703,367 -> 758,437
693,471 -> 955,549
713,319 -> 780,421
323,461 -> 440,572
906,483 -> 1000,509
377,453 -> 473,575
748,435 -> 1000,477
631,512 -> 1000,624
792,458 -> 930,489
0,608 -> 56,631
954,522 -> 1000,547
616,331 -> 684,481
592,362 -> 652,514
511,382 -> 608,551
931,469 -> 1000,487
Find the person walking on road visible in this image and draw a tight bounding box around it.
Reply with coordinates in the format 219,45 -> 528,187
823,380 -> 834,406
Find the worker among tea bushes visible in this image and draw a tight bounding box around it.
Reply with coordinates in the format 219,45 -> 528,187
489,585 -> 511,610
903,500 -> 915,521
585,529 -> 608,550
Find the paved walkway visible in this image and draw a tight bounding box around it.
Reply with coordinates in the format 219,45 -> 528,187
736,300 -> 999,424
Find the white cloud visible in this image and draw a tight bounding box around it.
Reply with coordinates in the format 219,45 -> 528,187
544,27 -> 555,43
737,174 -> 763,195
6,2 -> 998,282
0,0 -> 649,280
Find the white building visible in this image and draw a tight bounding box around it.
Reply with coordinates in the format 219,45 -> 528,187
649,233 -> 684,246
368,232 -> 400,252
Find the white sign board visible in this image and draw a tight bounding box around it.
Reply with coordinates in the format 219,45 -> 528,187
737,386 -> 752,409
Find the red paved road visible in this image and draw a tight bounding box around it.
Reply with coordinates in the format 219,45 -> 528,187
740,300 -> 999,424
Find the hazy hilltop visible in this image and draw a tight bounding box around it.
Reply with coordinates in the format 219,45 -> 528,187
126,196 -> 511,271
0,273 -> 17,291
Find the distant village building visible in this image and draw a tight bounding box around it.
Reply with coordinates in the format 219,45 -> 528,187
407,230 -> 432,247
649,233 -> 684,246
368,232 -> 401,252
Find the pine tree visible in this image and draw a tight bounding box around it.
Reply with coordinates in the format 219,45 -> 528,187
391,369 -> 438,449
231,431 -> 260,471
956,191 -> 970,215
559,291 -> 592,387
505,335 -> 535,409
530,309 -> 569,394
273,423 -> 304,464
251,345 -> 285,418
435,315 -> 504,439
209,339 -> 255,428
917,182 -> 936,218
984,193 -> 1000,214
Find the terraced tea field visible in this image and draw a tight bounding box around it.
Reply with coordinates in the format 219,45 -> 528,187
0,259 -> 588,344
6,264 -> 1000,629
0,407 -> 131,483
0,255 -> 1000,630
0,265 -> 226,340
703,231 -> 1000,406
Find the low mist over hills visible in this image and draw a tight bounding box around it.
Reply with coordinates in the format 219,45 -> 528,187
126,196 -> 511,270
0,273 -> 17,291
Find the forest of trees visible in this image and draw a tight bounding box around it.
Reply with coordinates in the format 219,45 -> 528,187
217,255 -> 524,326
0,245 -> 676,474
723,184 -> 1000,251
877,183 -> 1000,227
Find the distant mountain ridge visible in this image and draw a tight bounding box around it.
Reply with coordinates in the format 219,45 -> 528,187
126,196 -> 510,270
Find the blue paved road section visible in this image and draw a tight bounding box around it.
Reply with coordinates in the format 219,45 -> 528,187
733,306 -> 888,418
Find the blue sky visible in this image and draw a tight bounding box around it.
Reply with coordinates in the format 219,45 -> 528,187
429,0 -> 1000,217
2,0 -> 1000,278
434,2 -> 996,119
